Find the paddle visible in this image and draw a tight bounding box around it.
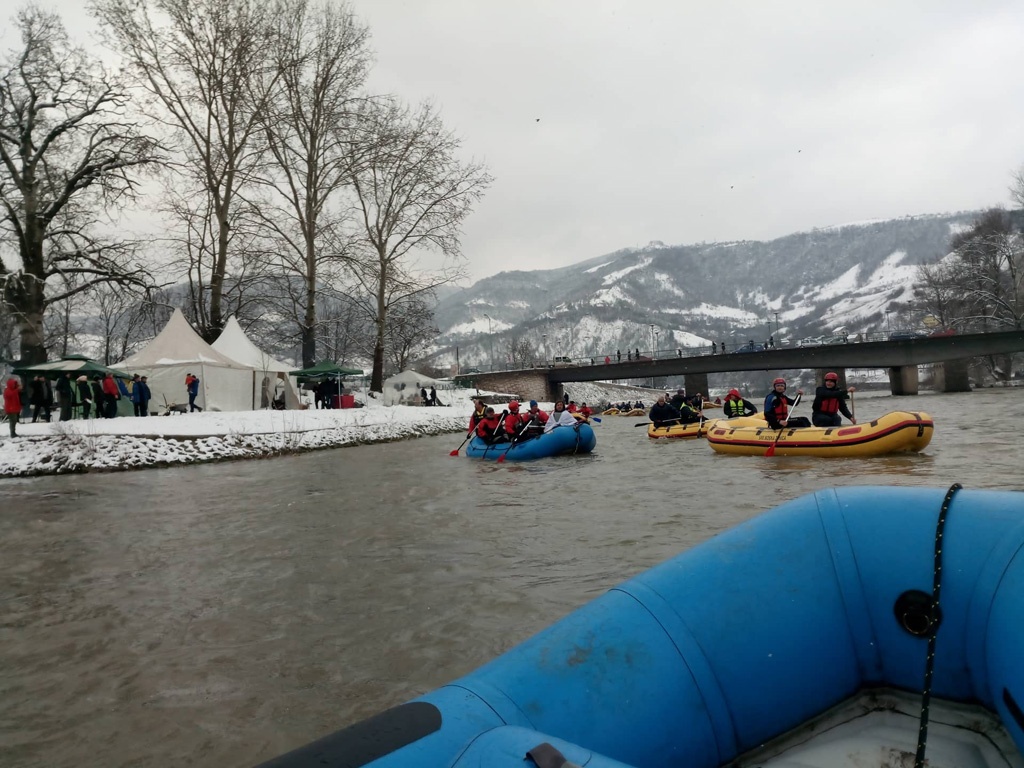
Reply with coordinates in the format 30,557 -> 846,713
497,414 -> 537,463
765,393 -> 801,457
634,418 -> 681,428
480,410 -> 509,459
850,391 -> 856,423
448,429 -> 475,456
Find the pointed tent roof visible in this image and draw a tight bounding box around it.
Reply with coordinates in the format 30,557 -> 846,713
118,309 -> 249,369
212,316 -> 294,372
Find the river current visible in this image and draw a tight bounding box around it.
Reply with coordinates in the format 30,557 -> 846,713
1,388 -> 1022,767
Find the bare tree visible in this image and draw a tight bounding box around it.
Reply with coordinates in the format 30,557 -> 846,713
0,6 -> 158,366
253,0 -> 370,367
92,282 -> 152,364
92,0 -> 281,341
318,292 -> 371,365
504,335 -> 534,368
346,98 -> 492,390
1011,162 -> 1024,210
384,295 -> 438,373
917,207 -> 1023,380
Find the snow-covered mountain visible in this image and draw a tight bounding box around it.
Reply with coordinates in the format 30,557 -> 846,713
428,211 -> 984,368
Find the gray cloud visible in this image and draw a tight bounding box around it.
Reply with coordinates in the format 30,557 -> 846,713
17,0 -> 1024,283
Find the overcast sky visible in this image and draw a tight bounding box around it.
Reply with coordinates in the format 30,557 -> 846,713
14,1 -> 1024,282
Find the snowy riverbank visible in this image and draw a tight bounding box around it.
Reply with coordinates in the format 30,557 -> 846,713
0,402 -> 473,478
0,380 -> 665,478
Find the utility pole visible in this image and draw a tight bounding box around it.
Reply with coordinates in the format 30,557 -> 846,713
483,313 -> 493,369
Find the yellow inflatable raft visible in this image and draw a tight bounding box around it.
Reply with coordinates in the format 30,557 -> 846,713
622,409 -> 646,417
601,408 -> 620,416
705,411 -> 934,457
647,419 -> 718,440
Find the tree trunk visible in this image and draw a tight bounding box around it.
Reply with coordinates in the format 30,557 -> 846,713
370,276 -> 387,390
7,238 -> 48,366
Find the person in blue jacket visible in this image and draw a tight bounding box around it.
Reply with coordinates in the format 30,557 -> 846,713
186,373 -> 202,412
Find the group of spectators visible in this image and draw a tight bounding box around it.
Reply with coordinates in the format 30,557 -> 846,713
3,371 -> 155,437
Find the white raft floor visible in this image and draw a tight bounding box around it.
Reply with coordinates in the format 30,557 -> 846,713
731,688 -> 1024,768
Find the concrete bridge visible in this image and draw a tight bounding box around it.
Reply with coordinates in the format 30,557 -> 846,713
462,330 -> 1024,403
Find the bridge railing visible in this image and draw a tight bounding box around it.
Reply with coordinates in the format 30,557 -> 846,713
459,330 -> 942,374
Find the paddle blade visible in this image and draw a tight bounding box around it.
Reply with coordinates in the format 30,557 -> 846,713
765,442 -> 777,457
590,416 -> 602,423
449,448 -> 460,456
496,453 -> 507,463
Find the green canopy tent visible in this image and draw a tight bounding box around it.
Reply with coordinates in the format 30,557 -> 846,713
13,355 -> 132,380
289,361 -> 364,406
12,356 -> 135,418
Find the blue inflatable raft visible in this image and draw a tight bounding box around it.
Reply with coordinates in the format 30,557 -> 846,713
464,422 -> 596,461
259,486 -> 1024,768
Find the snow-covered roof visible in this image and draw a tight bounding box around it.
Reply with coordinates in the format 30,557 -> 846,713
118,309 -> 250,369
212,317 -> 294,372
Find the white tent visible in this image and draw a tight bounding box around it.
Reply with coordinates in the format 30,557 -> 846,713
382,369 -> 451,406
212,317 -> 301,409
117,310 -> 257,412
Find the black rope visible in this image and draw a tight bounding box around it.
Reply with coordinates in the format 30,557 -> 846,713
914,482 -> 962,768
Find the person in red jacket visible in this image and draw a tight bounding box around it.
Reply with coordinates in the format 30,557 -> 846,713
503,400 -> 527,437
468,398 -> 487,432
579,403 -> 593,420
4,378 -> 23,438
101,373 -> 120,418
474,407 -> 504,444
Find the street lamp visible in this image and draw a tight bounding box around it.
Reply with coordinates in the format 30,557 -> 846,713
542,333 -> 547,363
774,312 -> 780,336
885,310 -> 892,334
483,313 -> 493,369
649,323 -> 655,355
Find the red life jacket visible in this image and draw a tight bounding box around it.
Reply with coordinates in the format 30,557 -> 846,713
818,391 -> 841,414
475,414 -> 501,438
768,393 -> 789,421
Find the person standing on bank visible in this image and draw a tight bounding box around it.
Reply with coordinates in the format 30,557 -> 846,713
56,371 -> 75,421
4,378 -> 23,437
811,372 -> 856,427
135,376 -> 152,417
102,372 -> 120,418
186,373 -> 202,412
76,375 -> 93,419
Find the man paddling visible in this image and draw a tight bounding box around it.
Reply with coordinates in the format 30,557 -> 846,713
649,395 -> 680,427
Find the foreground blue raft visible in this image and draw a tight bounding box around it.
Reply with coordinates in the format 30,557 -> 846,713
464,422 -> 596,461
259,486 -> 1024,768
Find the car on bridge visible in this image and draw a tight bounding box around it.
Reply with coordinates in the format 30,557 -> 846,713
797,337 -> 824,347
732,341 -> 766,353
888,330 -> 928,341
550,356 -> 577,367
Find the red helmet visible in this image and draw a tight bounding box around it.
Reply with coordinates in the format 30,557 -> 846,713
728,388 -> 741,398
824,372 -> 839,383
508,400 -> 520,411
772,378 -> 786,388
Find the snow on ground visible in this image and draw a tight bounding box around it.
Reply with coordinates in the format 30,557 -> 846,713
0,381 -> 656,478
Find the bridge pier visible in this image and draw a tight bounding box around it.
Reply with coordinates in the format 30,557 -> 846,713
684,373 -> 710,399
888,366 -> 919,396
933,360 -> 972,392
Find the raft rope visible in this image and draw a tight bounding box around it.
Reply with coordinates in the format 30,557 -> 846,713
914,482 -> 962,768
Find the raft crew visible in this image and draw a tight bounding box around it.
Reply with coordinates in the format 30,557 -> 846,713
723,388 -> 758,418
811,372 -> 856,427
764,378 -> 809,429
